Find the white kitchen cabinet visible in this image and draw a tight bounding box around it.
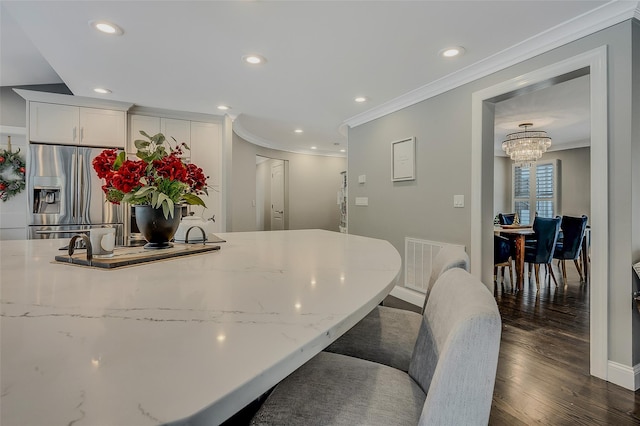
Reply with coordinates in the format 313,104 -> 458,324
189,121 -> 221,232
162,118 -> 191,157
128,115 -> 191,157
78,108 -> 126,147
29,102 -> 126,148
128,115 -> 161,153
29,103 -> 78,144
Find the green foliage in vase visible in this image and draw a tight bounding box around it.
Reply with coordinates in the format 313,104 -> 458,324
93,131 -> 209,218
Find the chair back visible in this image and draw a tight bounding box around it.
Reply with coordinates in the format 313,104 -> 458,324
409,268 -> 501,425
498,213 -> 516,225
531,216 -> 561,264
422,245 -> 469,313
494,235 -> 511,264
555,215 -> 588,260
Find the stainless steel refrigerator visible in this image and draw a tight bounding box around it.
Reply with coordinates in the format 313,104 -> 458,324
28,143 -> 123,243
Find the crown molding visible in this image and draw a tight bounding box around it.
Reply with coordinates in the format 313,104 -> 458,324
344,0 -> 639,129
0,126 -> 26,136
233,118 -> 346,158
129,105 -> 224,123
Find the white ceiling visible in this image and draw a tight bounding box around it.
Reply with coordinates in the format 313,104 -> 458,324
1,1 -> 637,157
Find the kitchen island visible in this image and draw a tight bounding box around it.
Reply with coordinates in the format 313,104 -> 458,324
0,229 -> 401,425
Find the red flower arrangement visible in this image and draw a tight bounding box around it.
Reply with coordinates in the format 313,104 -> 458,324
92,131 -> 208,218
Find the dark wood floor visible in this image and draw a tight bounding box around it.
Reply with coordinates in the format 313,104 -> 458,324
489,264 -> 640,425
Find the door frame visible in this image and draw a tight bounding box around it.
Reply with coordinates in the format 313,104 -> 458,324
270,159 -> 285,230
471,46 -> 608,380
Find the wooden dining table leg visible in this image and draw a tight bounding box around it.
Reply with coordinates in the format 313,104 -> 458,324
515,234 -> 525,290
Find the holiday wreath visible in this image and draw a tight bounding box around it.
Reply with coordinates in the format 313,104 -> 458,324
0,148 -> 26,202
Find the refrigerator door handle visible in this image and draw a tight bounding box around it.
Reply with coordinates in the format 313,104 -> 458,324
78,151 -> 84,220
71,151 -> 78,220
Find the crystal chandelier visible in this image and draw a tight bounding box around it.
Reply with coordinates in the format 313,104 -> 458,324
501,123 -> 552,168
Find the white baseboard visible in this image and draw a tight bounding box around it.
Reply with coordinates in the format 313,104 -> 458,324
389,285 -> 425,308
607,361 -> 640,391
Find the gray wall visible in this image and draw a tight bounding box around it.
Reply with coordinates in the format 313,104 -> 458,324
348,20 -> 640,368
0,84 -> 72,127
494,147 -> 591,220
0,87 -> 26,126
230,132 -> 346,232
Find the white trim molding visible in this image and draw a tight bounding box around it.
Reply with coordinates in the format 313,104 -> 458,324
344,1 -> 636,130
233,116 -> 347,158
607,361 -> 640,391
389,285 -> 425,309
0,126 -> 26,136
471,46 -> 609,381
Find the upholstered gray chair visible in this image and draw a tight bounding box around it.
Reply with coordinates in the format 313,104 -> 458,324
250,268 -> 502,426
324,245 -> 469,372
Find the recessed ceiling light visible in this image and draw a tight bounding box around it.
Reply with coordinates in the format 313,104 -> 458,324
294,129 -> 303,133
311,146 -> 317,150
93,88 -> 112,94
217,105 -> 231,111
439,46 -> 465,58
89,20 -> 124,36
242,54 -> 266,65
340,149 -> 346,153
354,96 -> 367,103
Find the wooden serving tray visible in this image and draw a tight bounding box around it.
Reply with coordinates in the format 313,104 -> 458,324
54,243 -> 220,269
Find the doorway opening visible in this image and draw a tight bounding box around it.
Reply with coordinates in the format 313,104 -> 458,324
471,46 -> 608,380
255,155 -> 289,231
493,72 -> 591,284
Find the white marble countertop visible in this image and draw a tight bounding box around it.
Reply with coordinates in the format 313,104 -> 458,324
0,230 -> 401,425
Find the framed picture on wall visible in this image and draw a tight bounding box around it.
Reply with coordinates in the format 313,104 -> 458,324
391,137 -> 415,182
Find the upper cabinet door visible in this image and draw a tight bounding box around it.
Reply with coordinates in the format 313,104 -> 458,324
29,102 -> 79,144
79,108 -> 126,148
128,115 -> 161,154
162,118 -> 191,156
190,121 -> 221,230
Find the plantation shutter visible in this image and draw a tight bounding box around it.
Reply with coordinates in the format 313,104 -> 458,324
535,162 -> 555,218
512,160 -> 559,224
513,166 -> 531,224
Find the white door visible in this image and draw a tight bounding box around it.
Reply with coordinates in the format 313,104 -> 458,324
270,161 -> 285,230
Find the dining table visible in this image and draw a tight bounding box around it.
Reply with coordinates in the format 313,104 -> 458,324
495,224 -> 591,290
0,229 -> 401,425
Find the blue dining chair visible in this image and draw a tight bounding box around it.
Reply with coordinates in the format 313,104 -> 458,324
494,235 -> 513,285
524,216 -> 561,290
554,215 -> 588,283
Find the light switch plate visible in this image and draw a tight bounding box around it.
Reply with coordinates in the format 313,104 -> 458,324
355,197 -> 369,206
453,195 -> 464,208
358,175 -> 366,184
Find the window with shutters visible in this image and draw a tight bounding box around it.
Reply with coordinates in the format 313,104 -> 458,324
511,160 -> 559,224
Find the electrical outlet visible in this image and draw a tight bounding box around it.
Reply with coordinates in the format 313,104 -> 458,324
453,195 -> 464,208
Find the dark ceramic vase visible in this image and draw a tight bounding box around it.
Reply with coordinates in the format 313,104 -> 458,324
135,204 -> 182,249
